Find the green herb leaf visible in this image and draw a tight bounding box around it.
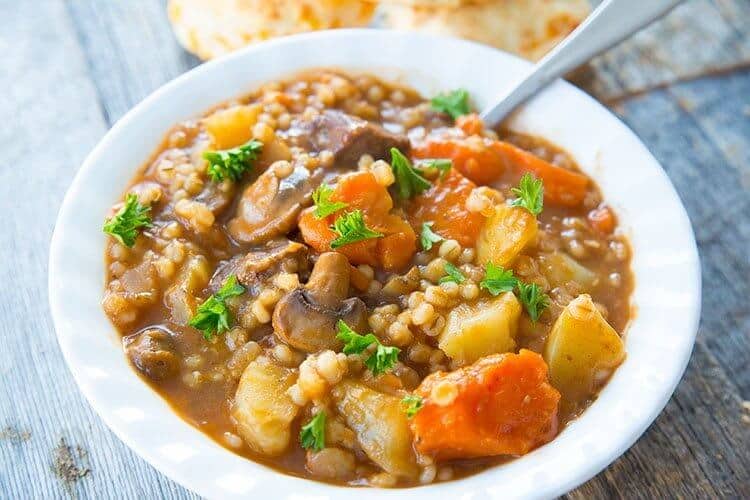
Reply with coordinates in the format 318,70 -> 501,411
509,173 -> 544,216
439,262 -> 466,284
420,222 -> 444,251
401,395 -> 424,419
480,263 -> 518,296
103,193 -> 152,247
336,320 -> 379,355
336,321 -> 400,376
365,344 -> 401,376
516,281 -> 550,322
430,89 -> 471,120
390,148 -> 431,199
420,159 -> 452,180
300,411 -> 326,451
330,210 -> 383,248
203,139 -> 263,183
312,184 -> 348,219
189,275 -> 245,340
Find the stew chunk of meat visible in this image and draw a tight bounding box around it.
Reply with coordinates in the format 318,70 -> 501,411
124,327 -> 179,381
297,110 -> 410,167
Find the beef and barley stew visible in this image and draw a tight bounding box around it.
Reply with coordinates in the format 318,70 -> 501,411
102,71 -> 632,487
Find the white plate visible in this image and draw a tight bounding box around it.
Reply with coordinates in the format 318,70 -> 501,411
49,29 -> 701,499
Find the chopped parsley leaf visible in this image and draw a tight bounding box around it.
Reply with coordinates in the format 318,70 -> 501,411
509,173 -> 544,216
439,262 -> 466,284
516,281 -> 550,322
390,147 -> 431,199
312,184 -> 348,219
336,320 -> 379,355
420,159 -> 452,180
203,139 -> 262,183
336,321 -> 400,376
430,89 -> 471,120
330,210 -> 383,249
401,395 -> 424,419
479,263 -> 518,295
300,411 -> 326,451
189,275 -> 245,340
420,222 -> 444,251
103,193 -> 152,247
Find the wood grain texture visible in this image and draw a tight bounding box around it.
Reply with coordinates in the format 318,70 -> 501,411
0,0 -> 748,498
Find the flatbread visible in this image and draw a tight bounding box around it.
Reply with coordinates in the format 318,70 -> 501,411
168,0 -> 376,60
380,0 -> 591,61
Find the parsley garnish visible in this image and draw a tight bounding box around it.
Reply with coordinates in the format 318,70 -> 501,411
401,395 -> 424,419
509,173 -> 544,216
390,148 -> 431,199
330,210 -> 383,249
430,89 -> 471,120
420,222 -> 444,251
103,193 -> 152,247
336,321 -> 400,376
189,275 -> 245,340
420,159 -> 452,180
479,263 -> 518,295
439,262 -> 466,284
516,281 -> 550,322
312,184 -> 348,219
203,139 -> 263,183
300,411 -> 326,451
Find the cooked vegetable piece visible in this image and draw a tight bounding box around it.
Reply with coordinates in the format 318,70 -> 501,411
439,292 -> 521,365
299,172 -> 416,271
538,252 -> 597,290
544,294 -> 625,405
419,222 -> 443,251
510,173 -> 544,215
412,137 -> 506,185
389,147 -> 431,199
203,139 -> 263,183
332,380 -> 419,479
330,210 -> 383,248
203,104 -> 260,149
516,281 -> 550,322
489,141 -> 588,206
164,255 -> 211,326
103,193 -> 152,247
189,274 -> 245,340
479,263 -> 518,295
401,395 -> 424,418
300,412 -> 326,451
476,203 -> 538,267
410,350 -> 560,460
232,357 -> 299,456
588,205 -> 616,234
312,184 -> 348,219
439,262 -> 465,284
455,113 -> 484,136
430,89 -> 470,119
406,169 -> 484,247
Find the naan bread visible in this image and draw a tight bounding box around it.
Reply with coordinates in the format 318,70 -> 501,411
380,0 -> 591,60
168,0 -> 376,60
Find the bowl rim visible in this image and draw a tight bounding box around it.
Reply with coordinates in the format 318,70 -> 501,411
49,28 -> 701,499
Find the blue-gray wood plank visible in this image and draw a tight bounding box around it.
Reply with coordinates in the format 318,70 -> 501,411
1,0 -> 748,498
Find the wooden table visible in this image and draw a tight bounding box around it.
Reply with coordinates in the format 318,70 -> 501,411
1,0 -> 748,498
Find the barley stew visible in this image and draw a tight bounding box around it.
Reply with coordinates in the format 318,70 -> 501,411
102,70 -> 632,487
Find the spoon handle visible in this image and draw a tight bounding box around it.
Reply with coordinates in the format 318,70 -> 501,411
480,0 -> 684,127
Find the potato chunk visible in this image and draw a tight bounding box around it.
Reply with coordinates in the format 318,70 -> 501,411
204,104 -> 260,149
439,292 -> 521,365
232,356 -> 299,456
332,380 -> 418,479
544,294 -> 625,404
538,252 -> 597,289
477,204 -> 538,266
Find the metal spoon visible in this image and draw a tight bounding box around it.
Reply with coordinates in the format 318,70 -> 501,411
480,0 -> 684,128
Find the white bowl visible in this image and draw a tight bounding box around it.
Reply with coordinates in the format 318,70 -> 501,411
49,29 -> 701,499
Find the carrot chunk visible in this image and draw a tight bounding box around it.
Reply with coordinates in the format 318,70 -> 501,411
413,138 -> 506,185
455,113 -> 484,136
588,205 -> 616,234
410,350 -> 560,460
406,169 -> 484,248
298,172 -> 416,271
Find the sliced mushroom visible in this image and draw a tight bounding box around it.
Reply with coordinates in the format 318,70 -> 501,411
209,239 -> 309,294
227,161 -> 322,244
123,327 -> 179,381
272,252 -> 368,353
